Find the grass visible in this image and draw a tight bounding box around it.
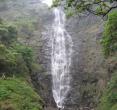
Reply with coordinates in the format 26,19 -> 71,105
0,78 -> 43,110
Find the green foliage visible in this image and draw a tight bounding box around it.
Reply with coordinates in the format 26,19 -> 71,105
65,8 -> 75,18
0,20 -> 37,76
56,0 -> 117,16
0,18 -> 43,110
52,0 -> 60,7
13,17 -> 38,38
0,43 -> 35,75
0,23 -> 17,45
97,72 -> 117,110
0,78 -> 42,110
12,43 -> 34,73
101,10 -> 117,57
0,44 -> 17,74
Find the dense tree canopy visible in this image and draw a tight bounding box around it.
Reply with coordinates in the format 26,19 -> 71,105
54,0 -> 117,17
0,20 -> 36,76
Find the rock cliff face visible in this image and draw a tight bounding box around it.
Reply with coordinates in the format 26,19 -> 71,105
29,11 -> 107,109
0,0 -> 108,110
64,15 -> 107,110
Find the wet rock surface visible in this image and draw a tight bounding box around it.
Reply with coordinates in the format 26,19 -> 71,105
64,15 -> 107,109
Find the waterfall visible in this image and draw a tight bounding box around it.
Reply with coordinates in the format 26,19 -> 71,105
42,0 -> 73,109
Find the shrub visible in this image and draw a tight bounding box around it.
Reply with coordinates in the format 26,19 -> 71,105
101,10 -> 117,57
97,72 -> 117,110
0,22 -> 17,45
0,44 -> 17,75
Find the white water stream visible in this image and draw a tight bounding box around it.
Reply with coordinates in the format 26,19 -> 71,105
42,0 -> 73,109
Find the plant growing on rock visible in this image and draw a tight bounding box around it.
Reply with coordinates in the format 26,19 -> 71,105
101,10 -> 117,57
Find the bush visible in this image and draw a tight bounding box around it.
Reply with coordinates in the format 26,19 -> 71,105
14,44 -> 33,62
0,22 -> 17,45
0,44 -> 17,75
101,10 -> 117,57
13,44 -> 34,72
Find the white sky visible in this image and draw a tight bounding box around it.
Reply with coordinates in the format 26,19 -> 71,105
42,0 -> 53,7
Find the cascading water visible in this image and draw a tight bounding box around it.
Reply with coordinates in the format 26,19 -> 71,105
51,8 -> 73,109
42,0 -> 73,109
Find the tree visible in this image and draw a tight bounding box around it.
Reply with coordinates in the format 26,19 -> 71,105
55,0 -> 117,17
0,22 -> 17,45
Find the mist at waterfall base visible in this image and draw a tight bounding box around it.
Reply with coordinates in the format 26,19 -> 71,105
42,0 -> 73,109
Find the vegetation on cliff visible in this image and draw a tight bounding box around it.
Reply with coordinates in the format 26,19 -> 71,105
98,72 -> 117,110
0,78 -> 42,110
101,10 -> 117,57
0,20 -> 43,110
97,10 -> 117,110
54,0 -> 117,17
0,20 -> 34,75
